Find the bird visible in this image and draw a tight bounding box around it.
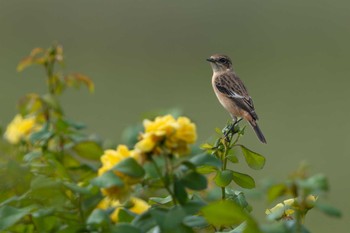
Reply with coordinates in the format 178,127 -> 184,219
206,54 -> 267,144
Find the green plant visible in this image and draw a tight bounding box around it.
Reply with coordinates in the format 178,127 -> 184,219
0,44 -> 341,233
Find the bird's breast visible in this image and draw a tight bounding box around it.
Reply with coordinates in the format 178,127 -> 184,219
211,75 -> 242,118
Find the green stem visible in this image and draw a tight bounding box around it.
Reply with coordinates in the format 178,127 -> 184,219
44,60 -> 55,95
151,157 -> 177,205
220,122 -> 241,200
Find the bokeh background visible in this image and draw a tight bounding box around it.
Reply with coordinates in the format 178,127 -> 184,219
0,1 -> 349,232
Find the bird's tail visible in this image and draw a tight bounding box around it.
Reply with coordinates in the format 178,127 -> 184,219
249,121 -> 267,144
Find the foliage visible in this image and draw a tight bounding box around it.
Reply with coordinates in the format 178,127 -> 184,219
0,44 -> 341,233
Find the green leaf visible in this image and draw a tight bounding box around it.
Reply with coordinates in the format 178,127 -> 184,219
226,153 -> 239,163
30,175 -> 60,190
90,170 -> 124,188
32,207 -> 55,218
149,196 -> 172,205
23,151 -> 42,162
214,170 -> 233,187
86,209 -> 110,225
72,141 -> 103,160
182,215 -> 208,228
63,182 -> 91,194
196,165 -> 217,174
0,205 -> 33,230
267,184 -> 288,203
182,200 -> 206,215
200,143 -> 213,150
232,171 -> 255,189
298,174 -> 329,192
132,210 -> 157,232
64,73 -> 95,93
118,208 -> 136,223
201,200 -> 247,226
181,171 -> 207,191
113,157 -> 145,178
112,223 -> 141,233
315,202 -> 342,218
240,145 -> 265,170
189,153 -> 221,168
17,93 -> 43,116
29,123 -> 53,145
226,190 -> 252,213
42,94 -> 62,113
162,206 -> 187,231
174,180 -> 188,205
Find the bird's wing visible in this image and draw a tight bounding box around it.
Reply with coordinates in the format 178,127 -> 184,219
215,73 -> 259,120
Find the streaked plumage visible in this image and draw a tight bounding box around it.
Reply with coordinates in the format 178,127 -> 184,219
207,54 -> 267,144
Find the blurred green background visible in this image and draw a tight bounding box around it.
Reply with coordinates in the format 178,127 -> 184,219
0,0 -> 348,232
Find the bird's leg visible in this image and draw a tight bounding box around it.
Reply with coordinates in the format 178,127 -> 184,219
224,117 -> 242,139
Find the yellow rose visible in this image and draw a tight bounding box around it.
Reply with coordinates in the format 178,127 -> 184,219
174,117 -> 197,144
144,115 -> 177,137
136,115 -> 197,157
4,114 -> 38,144
135,133 -> 156,153
97,197 -> 150,223
98,145 -> 142,200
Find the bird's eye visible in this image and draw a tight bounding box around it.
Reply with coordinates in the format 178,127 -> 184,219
219,58 -> 227,64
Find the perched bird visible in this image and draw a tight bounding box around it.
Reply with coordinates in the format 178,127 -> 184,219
207,54 -> 267,143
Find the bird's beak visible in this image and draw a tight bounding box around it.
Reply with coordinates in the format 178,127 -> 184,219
206,58 -> 215,63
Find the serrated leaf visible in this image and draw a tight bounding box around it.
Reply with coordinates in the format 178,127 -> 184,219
214,170 -> 233,187
113,157 -> 145,178
64,73 -> 94,93
232,171 -> 255,189
90,170 -> 124,188
240,145 -> 265,170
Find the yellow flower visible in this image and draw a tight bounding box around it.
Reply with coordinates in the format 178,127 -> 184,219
265,198 -> 295,219
98,145 -> 142,200
265,195 -> 317,220
174,117 -> 197,144
144,115 -> 177,137
4,114 -> 38,144
135,133 -> 156,153
97,197 -> 150,223
136,115 -> 197,157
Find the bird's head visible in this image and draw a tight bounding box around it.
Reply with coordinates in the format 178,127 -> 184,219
206,54 -> 233,72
